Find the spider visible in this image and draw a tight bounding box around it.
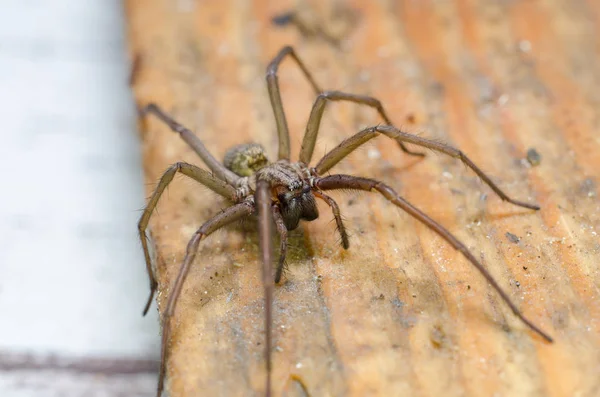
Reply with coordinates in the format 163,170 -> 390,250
138,46 -> 553,397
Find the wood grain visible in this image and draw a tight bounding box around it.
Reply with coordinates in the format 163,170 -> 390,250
125,1 -> 600,396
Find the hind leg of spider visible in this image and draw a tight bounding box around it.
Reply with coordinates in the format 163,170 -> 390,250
156,201 -> 254,397
255,180 -> 275,397
300,90 -> 424,165
266,46 -> 322,160
315,174 -> 553,343
313,190 -> 349,249
138,162 -> 238,315
140,103 -> 240,185
272,206 -> 288,284
315,125 -> 540,210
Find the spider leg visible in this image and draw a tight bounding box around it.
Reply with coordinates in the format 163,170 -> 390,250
266,46 -> 322,160
315,174 -> 554,343
300,90 -> 424,164
315,125 -> 540,210
272,206 -> 289,284
156,201 -> 254,397
141,103 -> 240,186
313,190 -> 349,249
139,162 -> 238,316
255,180 -> 275,397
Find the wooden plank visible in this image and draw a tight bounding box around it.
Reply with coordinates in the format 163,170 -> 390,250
125,1 -> 600,396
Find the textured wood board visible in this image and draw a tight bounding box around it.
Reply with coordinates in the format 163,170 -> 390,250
125,1 -> 600,396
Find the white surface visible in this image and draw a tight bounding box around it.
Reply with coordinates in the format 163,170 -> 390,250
0,0 -> 159,358
0,371 -> 156,397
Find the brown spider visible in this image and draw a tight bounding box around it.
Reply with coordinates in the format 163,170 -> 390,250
138,46 -> 553,397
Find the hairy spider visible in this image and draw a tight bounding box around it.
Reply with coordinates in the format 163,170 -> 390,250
138,46 -> 553,397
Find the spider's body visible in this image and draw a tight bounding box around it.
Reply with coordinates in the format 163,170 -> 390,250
226,143 -> 320,231
138,46 -> 553,397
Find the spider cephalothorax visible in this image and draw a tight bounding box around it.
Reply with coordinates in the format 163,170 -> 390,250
225,143 -> 320,231
255,162 -> 318,230
138,46 -> 554,397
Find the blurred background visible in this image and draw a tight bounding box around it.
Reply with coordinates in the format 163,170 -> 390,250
0,1 -> 159,396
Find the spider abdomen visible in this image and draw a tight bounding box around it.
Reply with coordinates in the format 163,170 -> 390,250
223,143 -> 269,176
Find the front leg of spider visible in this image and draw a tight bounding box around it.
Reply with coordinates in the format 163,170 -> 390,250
313,174 -> 553,343
255,179 -> 275,397
308,122 -> 554,343
266,46 -> 425,161
272,207 -> 289,284
224,143 -> 324,396
153,202 -> 254,397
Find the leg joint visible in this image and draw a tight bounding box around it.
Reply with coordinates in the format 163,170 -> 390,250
318,91 -> 335,99
140,103 -> 157,116
172,125 -> 187,134
185,232 -> 205,254
137,218 -> 146,232
167,162 -> 185,173
266,69 -> 277,79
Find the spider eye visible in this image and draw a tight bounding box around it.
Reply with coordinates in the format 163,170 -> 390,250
302,185 -> 311,194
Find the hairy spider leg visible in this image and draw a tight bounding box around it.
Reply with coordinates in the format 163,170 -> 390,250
300,90 -> 425,164
272,206 -> 289,284
265,47 -> 423,162
138,162 -> 238,315
141,103 -> 240,186
315,174 -> 553,343
156,201 -> 254,397
316,125 -> 540,210
313,190 -> 349,250
266,46 -> 322,160
255,180 -> 275,397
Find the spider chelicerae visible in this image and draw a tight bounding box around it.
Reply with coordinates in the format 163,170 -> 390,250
138,46 -> 553,397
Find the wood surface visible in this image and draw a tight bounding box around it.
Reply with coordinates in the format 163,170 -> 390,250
125,1 -> 600,396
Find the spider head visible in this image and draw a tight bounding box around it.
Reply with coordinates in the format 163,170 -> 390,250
255,160 -> 319,230
275,184 -> 319,230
